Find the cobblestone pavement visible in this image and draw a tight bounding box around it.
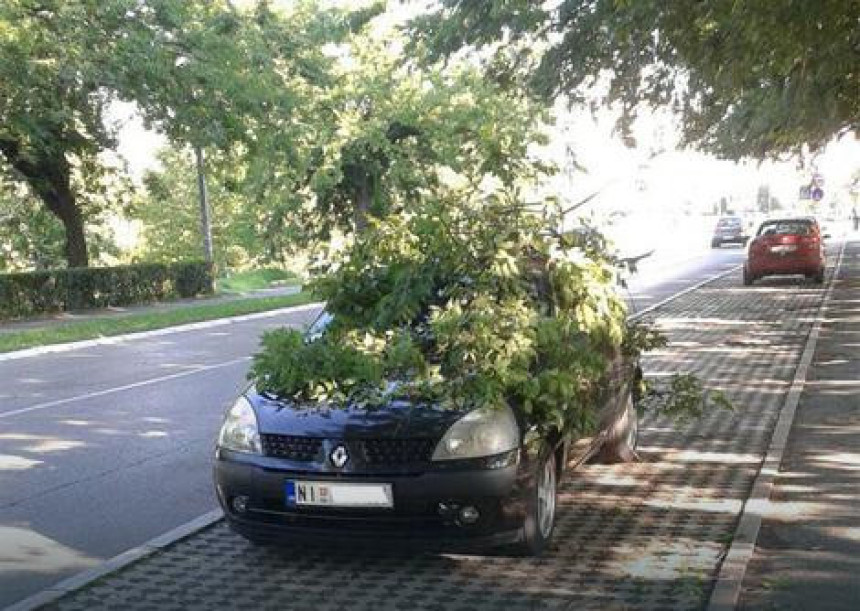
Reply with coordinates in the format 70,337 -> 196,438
42,249 -> 839,611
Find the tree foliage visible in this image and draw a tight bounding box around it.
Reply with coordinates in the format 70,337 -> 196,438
239,33 -> 553,252
239,12 -> 730,448
0,171 -> 120,271
252,191 -> 639,436
131,147 -> 272,269
0,0 -> 369,268
248,70 -> 652,436
409,1 -> 860,158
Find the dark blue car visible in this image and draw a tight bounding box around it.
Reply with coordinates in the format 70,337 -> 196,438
214,314 -> 639,555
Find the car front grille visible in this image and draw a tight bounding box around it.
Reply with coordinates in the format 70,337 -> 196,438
261,435 -> 323,461
260,435 -> 435,466
362,439 -> 435,466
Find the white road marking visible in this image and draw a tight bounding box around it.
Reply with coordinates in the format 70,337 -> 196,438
0,357 -> 249,420
628,262 -> 743,321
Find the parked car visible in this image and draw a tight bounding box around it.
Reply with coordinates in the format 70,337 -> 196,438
711,216 -> 749,248
743,217 -> 826,285
214,314 -> 641,556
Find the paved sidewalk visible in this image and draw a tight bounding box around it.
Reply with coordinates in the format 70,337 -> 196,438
739,238 -> 860,610
0,285 -> 301,336
11,243 -> 847,610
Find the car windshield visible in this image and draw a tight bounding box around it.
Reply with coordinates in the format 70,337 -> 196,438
716,217 -> 741,228
757,220 -> 813,237
305,311 -> 334,340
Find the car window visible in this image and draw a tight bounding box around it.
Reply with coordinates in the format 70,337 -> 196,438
717,217 -> 741,227
756,220 -> 813,237
305,311 -> 333,341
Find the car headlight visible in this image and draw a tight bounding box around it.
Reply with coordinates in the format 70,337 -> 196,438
217,396 -> 262,454
432,406 -> 519,461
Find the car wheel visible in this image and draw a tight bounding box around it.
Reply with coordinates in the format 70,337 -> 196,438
814,268 -> 825,284
743,267 -> 755,286
518,450 -> 557,556
711,239 -> 720,248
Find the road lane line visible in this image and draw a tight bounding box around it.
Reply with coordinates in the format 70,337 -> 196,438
707,238 -> 848,611
628,262 -> 743,321
0,357 -> 249,420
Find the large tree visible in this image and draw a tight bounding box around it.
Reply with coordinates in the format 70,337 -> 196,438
0,0 -> 369,268
409,1 -> 859,158
242,32 -> 553,253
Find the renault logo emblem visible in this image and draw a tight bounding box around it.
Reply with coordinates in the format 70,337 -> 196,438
330,444 -> 349,468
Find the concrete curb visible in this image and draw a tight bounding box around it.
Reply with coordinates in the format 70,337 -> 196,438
2,509 -> 224,611
628,263 -> 742,321
706,239 -> 848,611
0,302 -> 324,363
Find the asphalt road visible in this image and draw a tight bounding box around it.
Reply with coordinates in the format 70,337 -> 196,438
0,247 -> 745,608
0,306 -> 323,607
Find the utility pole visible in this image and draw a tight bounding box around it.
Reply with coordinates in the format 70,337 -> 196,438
194,145 -> 214,268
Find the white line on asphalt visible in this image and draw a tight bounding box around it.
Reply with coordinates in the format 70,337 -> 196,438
0,357 -> 249,420
706,239 -> 848,611
0,302 -> 324,363
627,263 -> 742,321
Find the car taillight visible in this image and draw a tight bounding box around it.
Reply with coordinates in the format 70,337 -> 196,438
750,239 -> 766,254
799,236 -> 819,250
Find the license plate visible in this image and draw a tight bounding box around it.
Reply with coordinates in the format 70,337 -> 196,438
770,244 -> 797,254
286,481 -> 393,508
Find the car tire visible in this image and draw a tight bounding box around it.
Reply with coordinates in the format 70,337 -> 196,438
518,450 -> 557,557
711,239 -> 721,248
814,268 -> 825,284
743,267 -> 755,286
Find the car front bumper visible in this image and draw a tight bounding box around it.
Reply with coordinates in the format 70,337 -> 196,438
214,448 -> 531,548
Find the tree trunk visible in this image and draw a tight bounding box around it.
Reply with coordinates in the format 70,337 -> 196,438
353,174 -> 371,234
38,167 -> 88,268
194,146 -> 215,266
0,136 -> 89,267
51,192 -> 89,268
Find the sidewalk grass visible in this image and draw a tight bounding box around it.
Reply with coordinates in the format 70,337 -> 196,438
217,268 -> 302,294
0,291 -> 315,354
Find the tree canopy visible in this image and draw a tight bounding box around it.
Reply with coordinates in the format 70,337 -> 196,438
143,31 -> 554,265
0,0 -> 369,268
410,1 -> 860,159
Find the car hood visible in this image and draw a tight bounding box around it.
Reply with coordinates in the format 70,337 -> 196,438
248,391 -> 466,439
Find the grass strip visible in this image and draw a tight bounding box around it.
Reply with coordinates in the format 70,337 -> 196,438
218,268 -> 302,293
0,292 -> 318,354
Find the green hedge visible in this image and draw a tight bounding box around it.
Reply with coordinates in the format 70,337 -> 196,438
0,262 -> 214,320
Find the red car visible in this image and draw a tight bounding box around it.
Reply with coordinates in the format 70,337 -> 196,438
743,217 -> 825,285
